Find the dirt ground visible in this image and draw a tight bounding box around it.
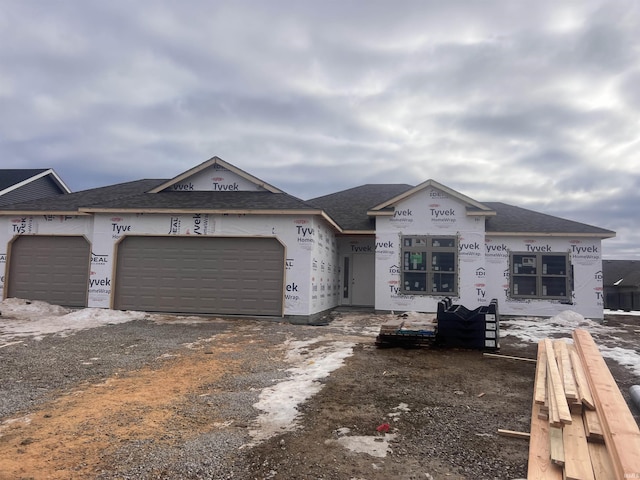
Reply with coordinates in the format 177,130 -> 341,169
0,311 -> 638,480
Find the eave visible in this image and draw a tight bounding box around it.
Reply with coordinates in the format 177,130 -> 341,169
0,210 -> 90,216
486,231 -> 616,239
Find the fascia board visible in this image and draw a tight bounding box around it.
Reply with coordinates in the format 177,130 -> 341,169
0,210 -> 90,216
486,231 -> 616,239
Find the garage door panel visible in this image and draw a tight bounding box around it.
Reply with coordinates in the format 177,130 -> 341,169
7,235 -> 90,307
114,236 -> 284,315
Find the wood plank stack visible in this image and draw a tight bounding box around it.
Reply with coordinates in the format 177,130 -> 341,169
527,329 -> 640,480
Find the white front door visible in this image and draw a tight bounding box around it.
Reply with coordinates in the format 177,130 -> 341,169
344,254 -> 375,306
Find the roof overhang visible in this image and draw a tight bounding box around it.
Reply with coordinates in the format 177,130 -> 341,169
0,210 -> 90,216
486,231 -> 616,239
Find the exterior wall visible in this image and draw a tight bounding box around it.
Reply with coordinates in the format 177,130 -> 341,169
484,236 -> 605,319
308,218 -> 340,314
372,186 -> 606,319
170,164 -> 268,192
0,212 -> 325,317
374,186 -> 486,313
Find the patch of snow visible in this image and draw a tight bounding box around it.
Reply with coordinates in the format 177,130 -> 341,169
0,298 -> 147,341
597,345 -> 640,378
604,309 -> 640,316
330,433 -> 397,458
247,337 -> 355,445
504,310 -> 640,380
501,310 -> 623,344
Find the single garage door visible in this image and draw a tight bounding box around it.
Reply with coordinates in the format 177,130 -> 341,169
114,236 -> 285,316
7,235 -> 90,307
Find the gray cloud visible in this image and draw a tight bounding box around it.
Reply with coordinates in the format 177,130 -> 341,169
1,0 -> 638,258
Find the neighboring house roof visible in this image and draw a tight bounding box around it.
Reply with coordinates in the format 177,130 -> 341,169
0,168 -> 71,206
602,260 -> 640,288
308,184 -> 414,232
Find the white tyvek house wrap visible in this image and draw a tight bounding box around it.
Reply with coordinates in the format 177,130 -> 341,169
88,212 -> 328,315
309,219 -> 340,313
375,186 -> 486,313
484,236 -> 604,319
373,185 -> 606,318
0,215 -> 94,296
170,164 -> 268,192
0,213 -> 320,313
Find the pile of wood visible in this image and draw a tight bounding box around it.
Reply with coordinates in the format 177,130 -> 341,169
527,329 -> 640,479
375,315 -> 437,348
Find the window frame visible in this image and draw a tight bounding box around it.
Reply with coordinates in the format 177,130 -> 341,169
509,251 -> 571,301
400,235 -> 458,296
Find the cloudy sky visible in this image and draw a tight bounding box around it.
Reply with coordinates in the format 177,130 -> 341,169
1,1 -> 638,258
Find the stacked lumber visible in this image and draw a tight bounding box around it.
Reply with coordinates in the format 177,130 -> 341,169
375,316 -> 437,348
527,329 -> 640,480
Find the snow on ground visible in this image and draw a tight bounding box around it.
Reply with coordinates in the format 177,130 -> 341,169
502,310 -> 640,379
0,298 -> 148,342
247,336 -> 356,445
2,298 -> 639,442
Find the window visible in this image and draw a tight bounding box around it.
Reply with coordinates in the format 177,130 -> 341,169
401,235 -> 457,295
510,252 -> 571,300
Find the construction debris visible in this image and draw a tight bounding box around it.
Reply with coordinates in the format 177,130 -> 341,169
527,328 -> 640,480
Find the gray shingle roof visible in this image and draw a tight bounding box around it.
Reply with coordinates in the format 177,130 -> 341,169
308,184 -> 413,231
84,190 -> 319,211
602,260 -> 640,287
0,179 -> 164,212
0,169 -> 49,191
0,177 -> 615,237
308,186 -> 614,236
483,202 -> 615,236
0,178 -> 318,213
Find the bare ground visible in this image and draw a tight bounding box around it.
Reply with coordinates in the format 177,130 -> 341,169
0,311 -> 638,480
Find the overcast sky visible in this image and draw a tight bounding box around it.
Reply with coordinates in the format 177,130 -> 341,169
1,1 -> 638,258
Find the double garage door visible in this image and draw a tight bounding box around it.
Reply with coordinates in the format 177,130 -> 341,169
114,236 -> 285,316
6,235 -> 285,316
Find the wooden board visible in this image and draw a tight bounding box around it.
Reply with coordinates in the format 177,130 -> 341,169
568,346 -> 595,410
544,339 -> 572,425
528,382 -> 563,479
483,352 -> 537,363
549,426 -> 565,466
563,412 -> 595,480
548,372 -> 562,427
497,428 -> 530,439
583,408 -> 604,443
573,329 -> 640,480
588,441 -> 615,480
534,340 -> 548,405
555,340 -> 578,400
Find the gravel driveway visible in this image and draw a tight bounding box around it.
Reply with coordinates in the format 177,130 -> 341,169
0,305 -> 638,480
